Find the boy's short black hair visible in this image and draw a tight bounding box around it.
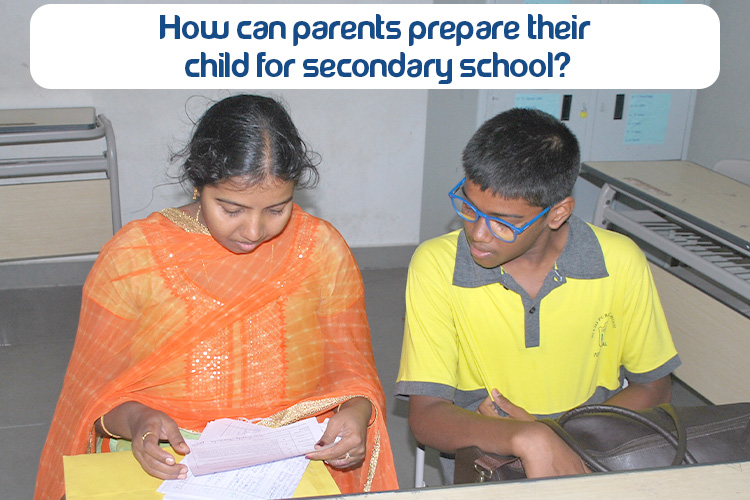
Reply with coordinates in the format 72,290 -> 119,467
462,108 -> 581,208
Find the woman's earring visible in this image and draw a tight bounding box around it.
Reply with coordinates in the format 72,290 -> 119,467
193,187 -> 199,201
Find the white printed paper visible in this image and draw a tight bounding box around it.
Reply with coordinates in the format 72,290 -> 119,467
186,417 -> 325,476
158,417 -> 329,500
158,455 -> 308,500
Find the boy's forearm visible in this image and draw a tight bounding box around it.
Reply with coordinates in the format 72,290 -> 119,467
408,395 -> 590,478
408,395 -> 541,456
604,375 -> 673,410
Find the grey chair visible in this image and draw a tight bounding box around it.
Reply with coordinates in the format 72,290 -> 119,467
712,159 -> 750,185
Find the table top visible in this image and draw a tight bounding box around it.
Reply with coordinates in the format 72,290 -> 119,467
63,450 -> 750,500
0,106 -> 96,133
581,160 -> 750,252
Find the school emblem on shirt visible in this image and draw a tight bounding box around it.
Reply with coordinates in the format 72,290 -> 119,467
591,313 -> 615,358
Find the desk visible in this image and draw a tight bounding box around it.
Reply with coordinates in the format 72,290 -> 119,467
581,160 -> 750,253
65,453 -> 750,500
336,462 -> 750,500
580,161 -> 750,403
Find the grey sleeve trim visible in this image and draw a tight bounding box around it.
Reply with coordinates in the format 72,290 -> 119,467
395,381 -> 457,401
623,354 -> 682,383
395,381 -> 489,412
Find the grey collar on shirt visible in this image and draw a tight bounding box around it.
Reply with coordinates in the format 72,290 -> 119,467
452,215 -> 609,289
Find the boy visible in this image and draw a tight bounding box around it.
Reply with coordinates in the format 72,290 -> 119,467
395,108 -> 680,481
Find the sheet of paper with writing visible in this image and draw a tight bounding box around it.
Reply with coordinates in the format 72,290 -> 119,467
185,417 -> 326,475
157,455 -> 309,500
157,417 -> 333,500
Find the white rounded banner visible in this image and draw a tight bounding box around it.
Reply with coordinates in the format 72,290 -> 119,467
30,3 -> 720,90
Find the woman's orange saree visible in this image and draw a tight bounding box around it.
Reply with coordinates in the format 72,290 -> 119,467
35,205 -> 398,499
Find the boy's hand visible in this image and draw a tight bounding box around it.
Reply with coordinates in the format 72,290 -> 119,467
515,421 -> 591,478
477,388 -> 535,421
476,389 -> 590,478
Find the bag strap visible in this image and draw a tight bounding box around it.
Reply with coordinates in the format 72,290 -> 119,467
653,404 -> 696,465
539,418 -> 610,473
562,404 -> 694,464
540,404 -> 696,472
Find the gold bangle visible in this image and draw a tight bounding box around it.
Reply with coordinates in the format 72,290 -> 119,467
99,414 -> 122,439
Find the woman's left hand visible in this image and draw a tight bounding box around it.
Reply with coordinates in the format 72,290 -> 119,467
305,397 -> 372,469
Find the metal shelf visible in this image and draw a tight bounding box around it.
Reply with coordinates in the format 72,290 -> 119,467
0,110 -> 121,232
594,181 -> 750,317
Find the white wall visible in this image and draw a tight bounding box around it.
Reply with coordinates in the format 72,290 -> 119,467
5,0 -> 745,252
0,0 -> 429,250
687,0 -> 750,170
419,90 -> 479,242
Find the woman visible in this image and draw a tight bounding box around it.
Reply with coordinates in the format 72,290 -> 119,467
35,94 -> 398,499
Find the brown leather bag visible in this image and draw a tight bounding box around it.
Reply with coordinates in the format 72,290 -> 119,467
454,403 -> 750,484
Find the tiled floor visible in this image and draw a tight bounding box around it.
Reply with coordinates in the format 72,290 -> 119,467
0,267 -> 707,499
0,286 -> 80,500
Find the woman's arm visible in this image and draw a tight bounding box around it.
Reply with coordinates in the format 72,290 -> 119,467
96,401 -> 190,480
305,396 -> 372,468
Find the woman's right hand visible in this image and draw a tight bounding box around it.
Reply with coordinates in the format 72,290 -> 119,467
100,401 -> 190,480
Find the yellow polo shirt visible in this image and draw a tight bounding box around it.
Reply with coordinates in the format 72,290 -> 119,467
396,217 -> 680,417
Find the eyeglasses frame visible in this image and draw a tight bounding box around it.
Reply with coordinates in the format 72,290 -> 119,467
448,178 -> 552,243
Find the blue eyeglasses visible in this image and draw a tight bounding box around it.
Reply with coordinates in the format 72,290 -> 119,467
449,178 -> 551,242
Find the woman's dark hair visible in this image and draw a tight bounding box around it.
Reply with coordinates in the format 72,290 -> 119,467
462,108 -> 580,208
176,94 -> 320,190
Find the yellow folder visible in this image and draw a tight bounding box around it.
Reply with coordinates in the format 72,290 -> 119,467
63,448 -> 340,499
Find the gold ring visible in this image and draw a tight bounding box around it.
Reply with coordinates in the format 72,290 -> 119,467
343,452 -> 350,461
142,431 -> 155,443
